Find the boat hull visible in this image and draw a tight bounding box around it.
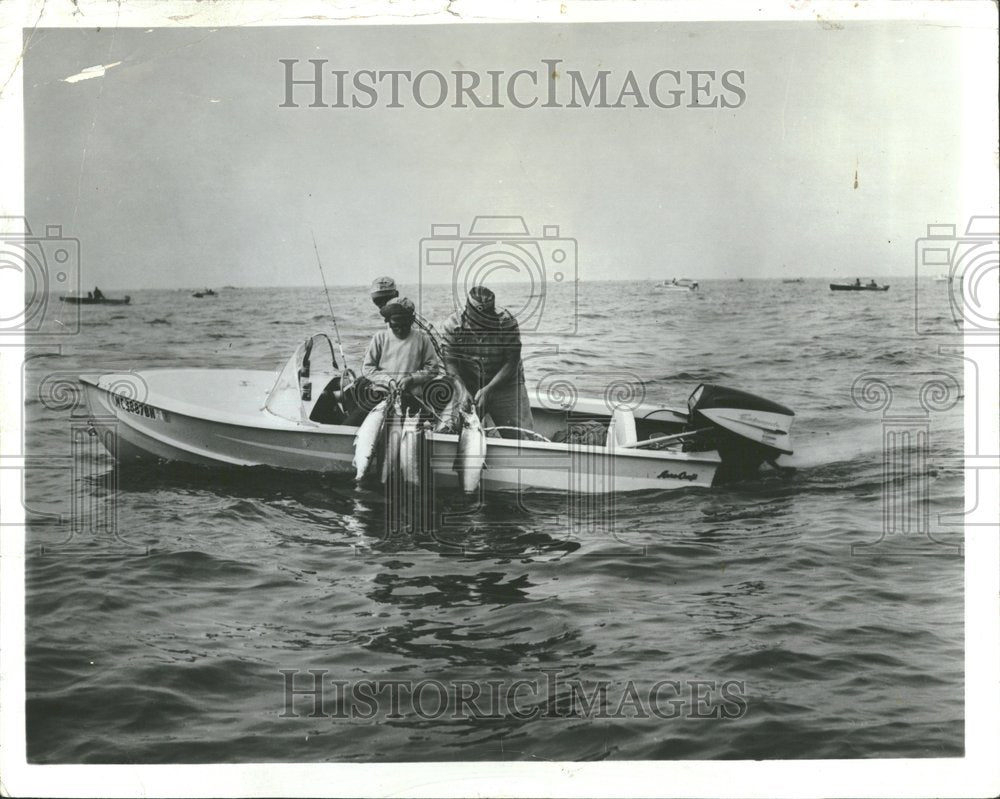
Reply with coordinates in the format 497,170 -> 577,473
829,284 -> 889,291
83,376 -> 357,472
60,296 -> 131,305
662,279 -> 699,291
80,370 -> 720,493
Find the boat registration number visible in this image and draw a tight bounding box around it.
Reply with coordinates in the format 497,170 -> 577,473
112,393 -> 162,420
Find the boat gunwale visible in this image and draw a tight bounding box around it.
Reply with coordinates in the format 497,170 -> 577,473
80,372 -> 721,465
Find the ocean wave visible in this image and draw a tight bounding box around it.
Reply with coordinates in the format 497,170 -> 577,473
657,370 -> 732,382
134,549 -> 259,581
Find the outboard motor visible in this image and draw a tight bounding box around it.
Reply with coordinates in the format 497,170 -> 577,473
683,384 -> 795,479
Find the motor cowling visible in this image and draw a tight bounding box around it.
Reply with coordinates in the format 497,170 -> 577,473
684,384 -> 795,477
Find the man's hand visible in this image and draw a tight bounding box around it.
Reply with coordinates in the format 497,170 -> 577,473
398,375 -> 413,393
473,384 -> 491,416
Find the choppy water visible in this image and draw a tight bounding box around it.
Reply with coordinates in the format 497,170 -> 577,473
25,278 -> 964,762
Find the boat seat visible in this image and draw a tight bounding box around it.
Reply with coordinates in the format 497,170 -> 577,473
606,408 -> 637,450
309,389 -> 347,424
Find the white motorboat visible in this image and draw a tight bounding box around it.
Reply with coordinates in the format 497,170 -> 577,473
662,278 -> 699,291
79,334 -> 795,494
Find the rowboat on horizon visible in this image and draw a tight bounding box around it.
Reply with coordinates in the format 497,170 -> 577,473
829,281 -> 889,292
59,294 -> 131,305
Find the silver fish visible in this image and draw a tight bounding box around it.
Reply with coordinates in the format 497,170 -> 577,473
433,376 -> 464,433
399,409 -> 423,486
352,398 -> 388,482
380,392 -> 405,485
454,403 -> 486,493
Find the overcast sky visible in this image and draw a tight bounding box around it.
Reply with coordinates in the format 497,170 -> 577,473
25,22 -> 969,289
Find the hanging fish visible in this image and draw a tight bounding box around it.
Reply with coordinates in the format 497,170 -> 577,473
399,409 -> 423,486
432,376 -> 463,433
352,398 -> 388,482
381,391 -> 405,485
454,401 -> 486,493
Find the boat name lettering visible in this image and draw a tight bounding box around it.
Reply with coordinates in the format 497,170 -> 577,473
657,469 -> 699,481
113,394 -> 159,419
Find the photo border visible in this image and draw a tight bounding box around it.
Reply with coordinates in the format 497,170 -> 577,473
1,1 -> 997,797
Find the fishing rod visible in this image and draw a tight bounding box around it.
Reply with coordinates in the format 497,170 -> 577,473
413,313 -> 447,363
310,229 -> 351,375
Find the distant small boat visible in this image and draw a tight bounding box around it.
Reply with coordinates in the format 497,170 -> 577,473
830,282 -> 889,292
934,274 -> 952,283
781,278 -> 804,284
60,295 -> 131,305
663,278 -> 699,291
193,289 -> 218,298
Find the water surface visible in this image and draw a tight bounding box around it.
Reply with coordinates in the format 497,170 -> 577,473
25,278 -> 964,762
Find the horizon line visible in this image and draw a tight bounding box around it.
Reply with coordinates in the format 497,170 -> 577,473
51,275 -> 922,292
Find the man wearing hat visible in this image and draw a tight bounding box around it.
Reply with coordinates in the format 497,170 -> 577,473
440,286 -> 534,438
363,297 -> 442,389
369,276 -> 399,310
342,297 -> 443,424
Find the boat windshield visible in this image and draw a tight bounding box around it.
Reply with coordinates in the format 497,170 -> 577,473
264,333 -> 339,423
